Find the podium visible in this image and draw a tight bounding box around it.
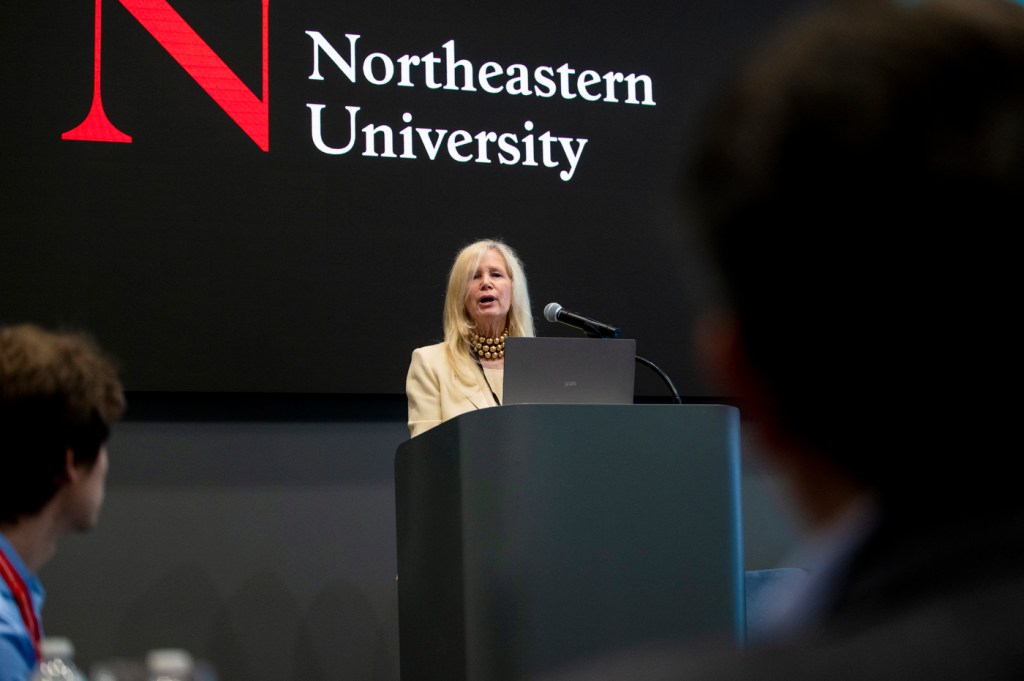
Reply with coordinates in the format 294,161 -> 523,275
395,404 -> 743,681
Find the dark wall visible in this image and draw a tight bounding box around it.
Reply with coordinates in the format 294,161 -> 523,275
38,397 -> 806,680
41,397 -> 408,680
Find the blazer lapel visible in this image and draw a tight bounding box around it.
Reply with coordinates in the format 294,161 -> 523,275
454,365 -> 495,410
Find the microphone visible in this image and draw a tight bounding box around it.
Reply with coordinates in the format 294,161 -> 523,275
543,302 -> 621,339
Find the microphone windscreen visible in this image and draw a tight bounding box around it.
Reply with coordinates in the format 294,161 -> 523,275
543,302 -> 562,322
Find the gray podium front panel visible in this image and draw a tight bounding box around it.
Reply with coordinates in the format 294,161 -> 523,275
395,404 -> 743,681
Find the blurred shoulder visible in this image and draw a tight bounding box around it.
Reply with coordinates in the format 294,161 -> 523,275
411,342 -> 446,362
409,342 -> 448,374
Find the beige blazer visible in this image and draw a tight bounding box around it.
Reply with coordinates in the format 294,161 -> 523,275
405,342 -> 499,438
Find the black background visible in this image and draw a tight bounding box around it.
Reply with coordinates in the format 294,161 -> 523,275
0,0 -> 812,397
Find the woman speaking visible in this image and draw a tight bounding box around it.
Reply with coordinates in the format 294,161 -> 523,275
405,239 -> 535,437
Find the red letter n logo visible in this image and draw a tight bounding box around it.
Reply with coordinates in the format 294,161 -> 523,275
62,0 -> 270,151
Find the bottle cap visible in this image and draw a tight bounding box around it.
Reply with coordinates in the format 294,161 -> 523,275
40,637 -> 75,659
145,648 -> 194,675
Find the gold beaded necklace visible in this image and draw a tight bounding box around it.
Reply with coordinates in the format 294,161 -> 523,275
469,329 -> 508,360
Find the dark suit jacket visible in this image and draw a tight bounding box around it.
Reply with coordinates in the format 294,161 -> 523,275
542,501 -> 1024,681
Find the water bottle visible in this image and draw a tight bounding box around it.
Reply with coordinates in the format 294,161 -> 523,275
145,649 -> 194,681
28,637 -> 87,681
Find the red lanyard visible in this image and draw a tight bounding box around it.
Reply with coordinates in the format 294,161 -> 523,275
0,546 -> 41,663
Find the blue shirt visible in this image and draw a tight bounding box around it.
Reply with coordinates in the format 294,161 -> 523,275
0,532 -> 45,681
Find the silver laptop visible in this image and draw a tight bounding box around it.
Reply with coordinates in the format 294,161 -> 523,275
502,336 -> 636,405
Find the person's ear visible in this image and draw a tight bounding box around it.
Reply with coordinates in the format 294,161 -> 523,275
696,310 -> 748,404
64,447 -> 82,482
695,311 -> 788,454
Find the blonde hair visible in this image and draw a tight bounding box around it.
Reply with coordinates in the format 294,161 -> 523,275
442,239 -> 534,380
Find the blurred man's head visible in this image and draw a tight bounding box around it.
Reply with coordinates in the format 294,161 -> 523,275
686,0 -> 1024,516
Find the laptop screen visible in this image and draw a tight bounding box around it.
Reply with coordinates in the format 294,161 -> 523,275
502,337 -> 636,405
